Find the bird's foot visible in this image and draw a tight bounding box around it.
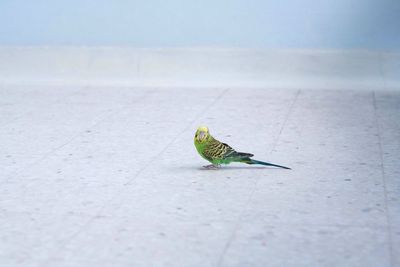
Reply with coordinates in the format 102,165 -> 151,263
203,164 -> 221,170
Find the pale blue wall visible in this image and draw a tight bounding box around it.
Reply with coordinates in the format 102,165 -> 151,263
0,0 -> 399,49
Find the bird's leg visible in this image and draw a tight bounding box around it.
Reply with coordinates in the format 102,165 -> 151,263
203,164 -> 221,170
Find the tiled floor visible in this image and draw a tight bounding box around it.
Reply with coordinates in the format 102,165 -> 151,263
0,85 -> 399,267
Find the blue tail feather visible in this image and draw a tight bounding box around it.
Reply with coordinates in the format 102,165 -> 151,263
244,158 -> 291,169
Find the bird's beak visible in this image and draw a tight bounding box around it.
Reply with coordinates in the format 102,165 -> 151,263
198,131 -> 206,140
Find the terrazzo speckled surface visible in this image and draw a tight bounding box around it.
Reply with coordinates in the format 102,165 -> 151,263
0,85 -> 399,267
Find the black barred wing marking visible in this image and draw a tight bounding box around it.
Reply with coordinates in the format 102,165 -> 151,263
222,143 -> 237,158
203,139 -> 237,160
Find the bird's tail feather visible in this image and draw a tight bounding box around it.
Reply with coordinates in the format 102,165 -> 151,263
242,158 -> 291,169
235,152 -> 254,158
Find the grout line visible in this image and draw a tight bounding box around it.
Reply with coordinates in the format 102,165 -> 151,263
270,89 -> 301,155
378,52 -> 387,91
1,89 -> 154,185
45,88 -> 230,264
372,91 -> 394,267
217,89 -> 301,267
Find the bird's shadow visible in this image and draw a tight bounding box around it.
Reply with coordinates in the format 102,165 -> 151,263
176,165 -> 290,171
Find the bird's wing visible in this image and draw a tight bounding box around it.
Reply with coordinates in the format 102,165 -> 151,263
221,143 -> 254,160
204,139 -> 236,160
222,143 -> 238,158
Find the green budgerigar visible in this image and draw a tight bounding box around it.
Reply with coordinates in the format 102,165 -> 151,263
194,126 -> 291,169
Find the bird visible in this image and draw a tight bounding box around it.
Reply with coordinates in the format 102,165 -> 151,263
194,126 -> 291,169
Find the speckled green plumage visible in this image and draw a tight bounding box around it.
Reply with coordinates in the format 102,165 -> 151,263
194,126 -> 290,169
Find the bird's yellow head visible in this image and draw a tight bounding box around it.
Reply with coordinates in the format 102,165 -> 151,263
195,126 -> 210,143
